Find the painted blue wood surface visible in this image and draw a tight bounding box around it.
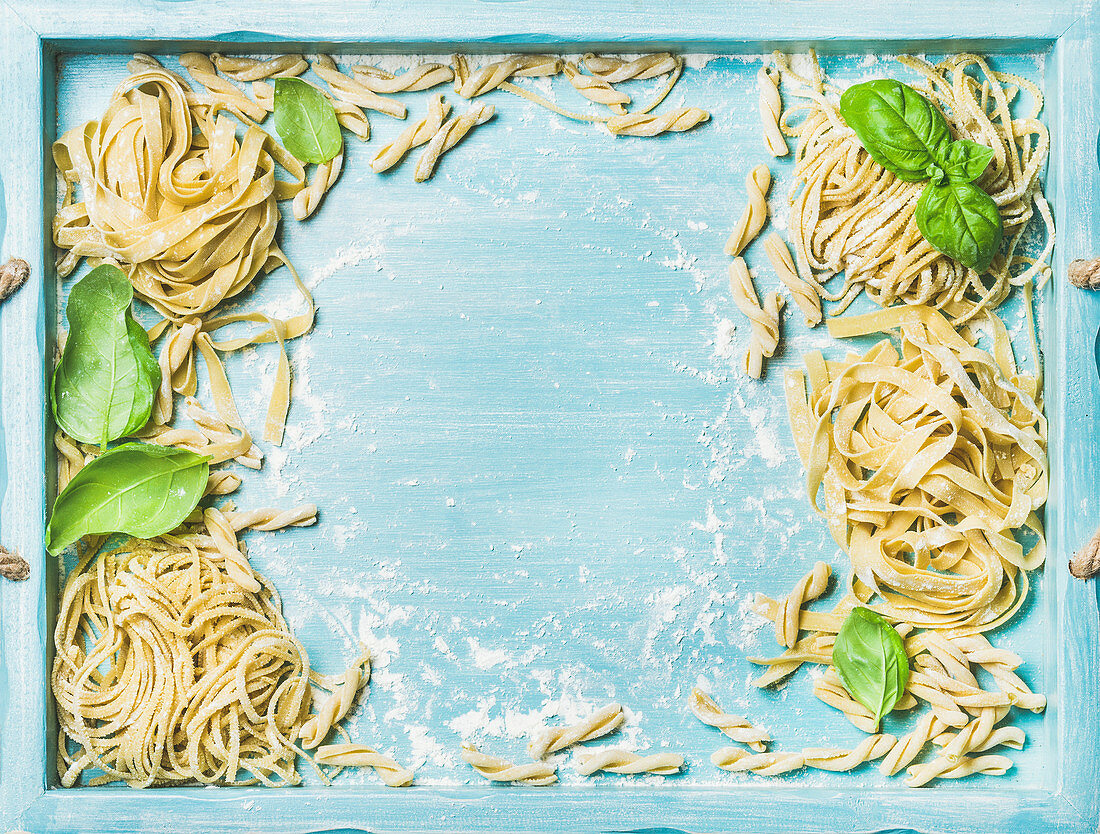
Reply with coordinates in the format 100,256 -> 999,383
1,2 -> 1098,832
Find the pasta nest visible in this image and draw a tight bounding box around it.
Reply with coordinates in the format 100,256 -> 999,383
52,536 -> 312,788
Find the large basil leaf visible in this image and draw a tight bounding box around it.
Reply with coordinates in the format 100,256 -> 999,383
52,264 -> 159,447
832,607 -> 909,731
839,79 -> 951,182
46,442 -> 209,554
915,180 -> 1003,273
273,77 -> 342,164
941,139 -> 995,184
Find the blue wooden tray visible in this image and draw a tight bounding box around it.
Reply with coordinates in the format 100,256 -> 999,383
2,1 -> 1099,832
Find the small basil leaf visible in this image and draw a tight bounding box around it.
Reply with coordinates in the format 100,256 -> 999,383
839,79 -> 951,182
52,264 -> 160,448
273,77 -> 342,164
915,180 -> 1004,273
46,442 -> 209,554
832,607 -> 909,731
941,139 -> 996,183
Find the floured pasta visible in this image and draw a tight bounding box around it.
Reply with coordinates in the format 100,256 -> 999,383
312,55 -> 407,118
293,154 -> 344,221
414,104 -> 496,182
778,51 -> 1053,321
315,744 -> 414,787
53,530 -> 324,787
607,107 -> 710,136
729,257 -> 784,379
351,62 -> 454,93
372,94 -> 452,173
299,650 -> 371,749
455,54 -> 563,98
211,53 -> 308,81
461,744 -> 558,786
575,748 -> 684,776
582,52 -> 680,82
563,62 -> 630,112
764,232 -> 822,326
725,164 -> 771,256
758,65 -> 788,156
689,689 -> 769,752
712,735 -> 895,776
528,703 -> 625,759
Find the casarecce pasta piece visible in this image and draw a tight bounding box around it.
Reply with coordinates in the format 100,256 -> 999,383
772,560 -> 831,648
764,232 -> 821,326
414,105 -> 495,182
312,55 -> 407,118
456,54 -> 563,98
461,744 -> 558,786
372,94 -> 452,173
351,62 -> 454,93
606,107 -> 710,136
211,53 -> 307,80
575,748 -> 684,776
528,703 -> 625,759
179,52 -> 269,122
729,257 -> 784,379
689,689 -> 769,752
562,62 -> 629,112
725,164 -> 771,256
202,506 -> 259,592
879,713 -> 948,776
582,52 -> 680,82
299,649 -> 372,749
293,154 -> 343,221
711,748 -> 805,776
905,754 -> 1014,788
315,743 -> 414,787
221,504 -> 318,532
758,65 -> 788,156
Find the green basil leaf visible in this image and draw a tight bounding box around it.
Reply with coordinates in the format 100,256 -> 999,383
46,442 -> 209,554
832,607 -> 909,731
915,180 -> 1004,273
273,77 -> 342,164
941,139 -> 996,183
52,264 -> 160,448
839,79 -> 950,182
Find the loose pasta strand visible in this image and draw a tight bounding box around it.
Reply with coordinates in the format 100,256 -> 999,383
414,105 -> 495,182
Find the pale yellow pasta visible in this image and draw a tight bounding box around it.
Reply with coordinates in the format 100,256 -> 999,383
711,748 -> 805,776
414,105 -> 495,182
312,55 -> 407,118
456,54 -> 563,98
906,753 -> 1013,787
879,713 -> 948,776
778,51 -> 1054,322
205,471 -> 243,496
582,52 -> 679,82
563,62 -> 630,112
461,744 -> 557,786
221,504 -> 318,532
689,688 -> 769,752
725,164 -> 771,256
202,507 -> 259,592
764,232 -> 821,326
211,53 -> 308,80
575,748 -> 684,776
315,743 -> 414,787
293,154 -> 344,221
949,634 -> 1046,711
528,703 -> 625,759
802,734 -> 897,771
773,561 -> 831,648
53,536 -> 314,787
351,62 -> 454,93
813,666 -> 915,734
179,52 -> 269,122
607,107 -> 710,136
758,65 -> 788,156
299,650 -> 371,749
372,94 -> 452,174
729,257 -> 784,379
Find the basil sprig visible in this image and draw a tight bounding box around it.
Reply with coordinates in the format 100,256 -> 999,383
839,79 -> 1003,272
52,264 -> 160,448
46,443 -> 209,554
273,77 -> 343,164
832,607 -> 909,731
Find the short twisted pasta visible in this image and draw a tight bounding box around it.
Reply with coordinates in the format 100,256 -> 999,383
607,107 -> 710,137
414,105 -> 495,182
813,666 -> 917,733
582,52 -> 679,82
725,164 -> 771,256
758,65 -> 788,156
949,634 -> 1046,712
205,471 -> 242,496
711,748 -> 805,776
461,744 -> 557,786
211,53 -> 307,81
879,713 -> 948,776
315,743 -> 414,787
178,52 -> 269,122
222,504 -> 318,532
906,753 -> 1013,787
457,54 -> 563,98
773,561 -> 830,648
152,321 -> 199,425
765,232 -> 821,326
576,748 -> 684,776
372,94 -> 452,174
352,62 -> 454,93
802,734 -> 897,771
312,55 -> 406,118
203,507 -> 259,592
528,703 -> 624,759
293,155 -> 343,221
563,62 -> 629,112
729,257 -> 784,379
299,650 -> 371,749
689,688 -> 769,751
